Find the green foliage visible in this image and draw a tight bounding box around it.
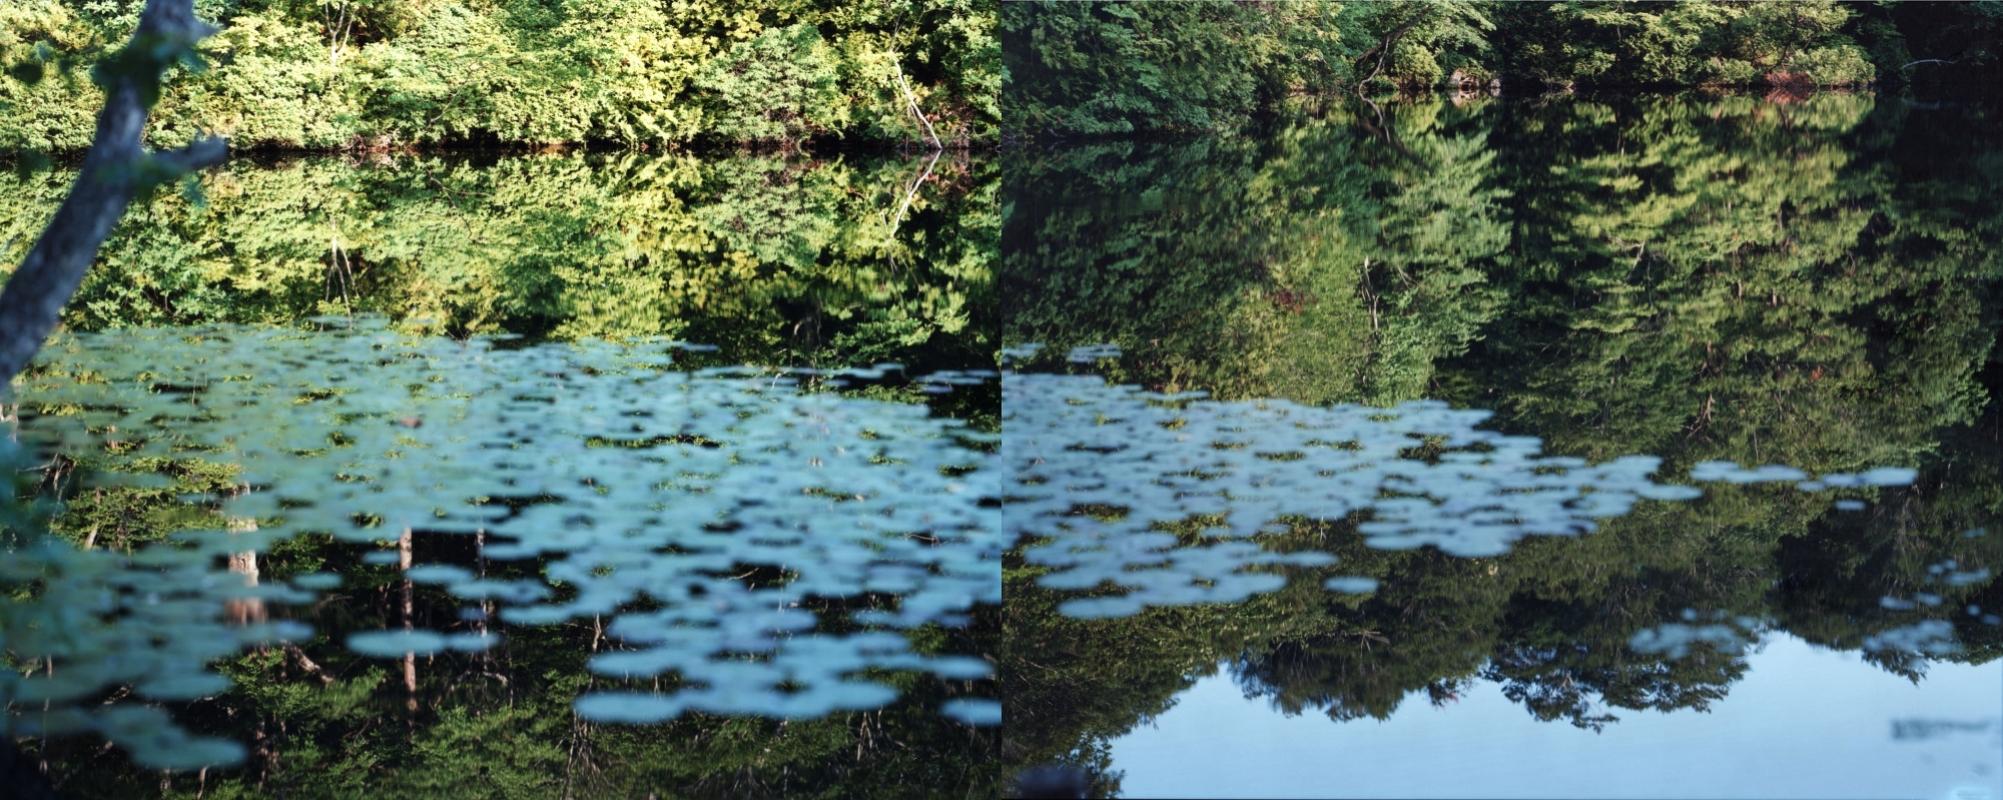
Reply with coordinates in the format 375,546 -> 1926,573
0,152 -> 994,373
697,24 -> 845,145
0,1 -> 101,151
1000,0 -> 2003,136
165,9 -> 354,148
1004,100 -> 1506,406
1342,0 -> 1495,91
1000,1 -> 1347,137
1009,92 -> 2002,469
1466,93 -> 1999,472
0,0 -> 999,151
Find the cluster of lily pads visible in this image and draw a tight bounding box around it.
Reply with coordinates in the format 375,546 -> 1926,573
1,331 -> 1958,770
1006,344 -> 1923,621
4,321 -> 1004,767
0,436 -> 310,769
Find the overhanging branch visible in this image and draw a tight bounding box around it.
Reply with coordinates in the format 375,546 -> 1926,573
151,135 -> 230,174
0,0 -> 227,386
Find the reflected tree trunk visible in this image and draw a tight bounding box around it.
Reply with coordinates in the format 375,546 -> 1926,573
225,517 -> 266,625
400,526 -> 417,714
475,529 -> 489,642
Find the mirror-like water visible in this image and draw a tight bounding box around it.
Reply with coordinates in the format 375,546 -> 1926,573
1001,93 -> 2003,799
4,91 -> 2001,799
1113,634 -> 2001,799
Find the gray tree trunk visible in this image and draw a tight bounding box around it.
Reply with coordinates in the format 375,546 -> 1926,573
0,0 -> 228,386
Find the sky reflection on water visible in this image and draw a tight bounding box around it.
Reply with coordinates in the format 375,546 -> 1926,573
1000,92 -> 2003,799
1111,633 -> 2002,800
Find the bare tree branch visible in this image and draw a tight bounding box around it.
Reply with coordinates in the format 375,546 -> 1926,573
0,0 -> 227,386
893,64 -> 943,150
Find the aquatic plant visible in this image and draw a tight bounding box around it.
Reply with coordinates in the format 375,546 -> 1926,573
1007,346 -> 1913,621
4,320 -> 1003,768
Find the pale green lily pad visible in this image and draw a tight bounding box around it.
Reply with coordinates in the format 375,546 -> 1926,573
9,320 -> 1002,769
1010,350 -> 1928,620
940,698 -> 1002,726
346,629 -> 449,658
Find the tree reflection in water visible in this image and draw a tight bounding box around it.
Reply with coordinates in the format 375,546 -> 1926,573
1002,92 -> 2003,795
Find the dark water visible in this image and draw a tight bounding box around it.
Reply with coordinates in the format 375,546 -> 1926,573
1002,93 -> 2002,799
3,92 -> 2002,800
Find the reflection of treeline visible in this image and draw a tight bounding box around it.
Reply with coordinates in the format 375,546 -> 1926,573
0,153 -> 995,373
1006,93 -> 2003,474
25,531 -> 1002,798
1003,0 -> 2002,137
1005,415 -> 2003,788
1004,100 -> 1507,407
1462,93 -> 2002,474
1002,93 -> 2003,788
0,1 -> 997,150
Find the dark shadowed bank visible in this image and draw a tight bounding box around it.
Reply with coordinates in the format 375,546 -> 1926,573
1001,0 -> 2003,139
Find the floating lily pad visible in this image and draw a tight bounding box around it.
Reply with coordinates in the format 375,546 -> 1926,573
346,629 -> 450,658
291,572 -> 342,590
574,692 -> 686,724
1007,366 -> 1930,621
9,321 -> 1004,763
940,698 -> 1002,726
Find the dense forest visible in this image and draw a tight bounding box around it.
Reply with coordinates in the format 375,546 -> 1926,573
0,153 -> 995,371
0,0 -> 999,151
1005,92 -> 2003,472
1003,0 -> 2003,137
7,1 -> 2000,149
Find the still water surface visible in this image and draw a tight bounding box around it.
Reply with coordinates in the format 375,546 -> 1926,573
2,91 -> 2001,799
2,152 -> 1002,797
1115,635 -> 2000,799
1002,92 -> 2002,799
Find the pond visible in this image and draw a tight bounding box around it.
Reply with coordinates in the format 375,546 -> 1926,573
2,152 -> 1004,797
2,91 -> 2000,800
1001,92 -> 2002,799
